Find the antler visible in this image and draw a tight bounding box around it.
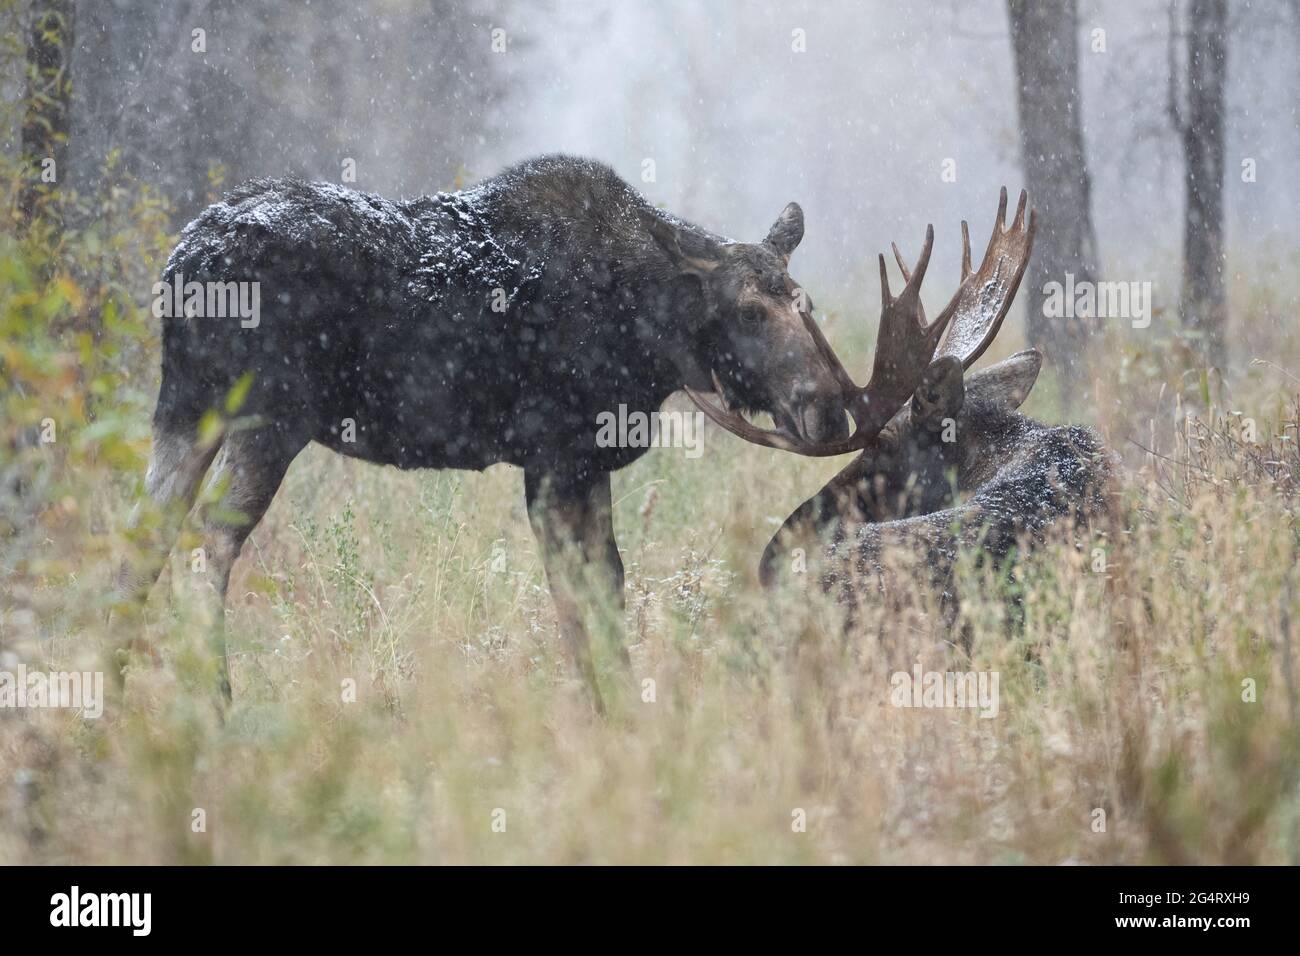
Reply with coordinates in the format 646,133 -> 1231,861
687,189 -> 1035,457
935,187 -> 1036,369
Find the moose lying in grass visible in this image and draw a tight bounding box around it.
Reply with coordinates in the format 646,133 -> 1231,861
118,155 -> 852,707
689,189 -> 1112,614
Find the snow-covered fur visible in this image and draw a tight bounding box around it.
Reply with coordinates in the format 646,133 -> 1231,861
156,154 -> 841,471
136,154 -> 847,704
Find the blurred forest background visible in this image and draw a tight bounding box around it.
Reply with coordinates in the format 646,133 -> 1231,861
7,0 -> 1300,375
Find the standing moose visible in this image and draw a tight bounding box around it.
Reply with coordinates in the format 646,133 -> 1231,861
118,155 -> 850,705
689,189 -> 1111,610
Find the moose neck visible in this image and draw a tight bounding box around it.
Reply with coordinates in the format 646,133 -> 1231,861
428,156 -> 731,457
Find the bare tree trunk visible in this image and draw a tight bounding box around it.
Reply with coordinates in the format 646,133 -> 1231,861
1171,0 -> 1229,367
1007,0 -> 1098,391
20,0 -> 74,228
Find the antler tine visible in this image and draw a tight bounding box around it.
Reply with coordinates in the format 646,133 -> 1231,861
890,241 -> 909,279
891,238 -> 928,326
878,253 -> 892,307
959,221 -> 972,280
1011,188 -> 1028,230
888,226 -> 936,285
904,223 -> 935,297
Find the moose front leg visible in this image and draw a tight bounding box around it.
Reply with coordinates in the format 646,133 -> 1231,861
524,466 -> 627,711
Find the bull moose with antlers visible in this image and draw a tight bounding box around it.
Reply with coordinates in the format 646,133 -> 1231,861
690,189 -> 1112,610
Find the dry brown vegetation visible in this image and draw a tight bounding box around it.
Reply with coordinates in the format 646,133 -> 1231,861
3,144 -> 1299,865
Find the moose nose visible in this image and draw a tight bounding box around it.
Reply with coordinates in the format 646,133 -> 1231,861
798,396 -> 851,443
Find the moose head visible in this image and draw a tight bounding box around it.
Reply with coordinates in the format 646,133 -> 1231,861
644,203 -> 850,445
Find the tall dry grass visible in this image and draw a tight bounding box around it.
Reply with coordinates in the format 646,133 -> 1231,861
3,140 -> 1299,865
6,348 -> 1300,863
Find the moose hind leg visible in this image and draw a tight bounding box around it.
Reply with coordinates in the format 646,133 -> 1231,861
115,426 -> 222,606
192,428 -> 304,699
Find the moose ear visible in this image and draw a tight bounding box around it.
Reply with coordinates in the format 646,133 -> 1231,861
763,202 -> 804,260
964,349 -> 1042,411
642,210 -> 721,276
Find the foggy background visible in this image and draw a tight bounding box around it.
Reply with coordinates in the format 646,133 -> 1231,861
19,0 -> 1300,339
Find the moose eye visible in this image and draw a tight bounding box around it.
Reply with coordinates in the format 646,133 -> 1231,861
739,305 -> 765,325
